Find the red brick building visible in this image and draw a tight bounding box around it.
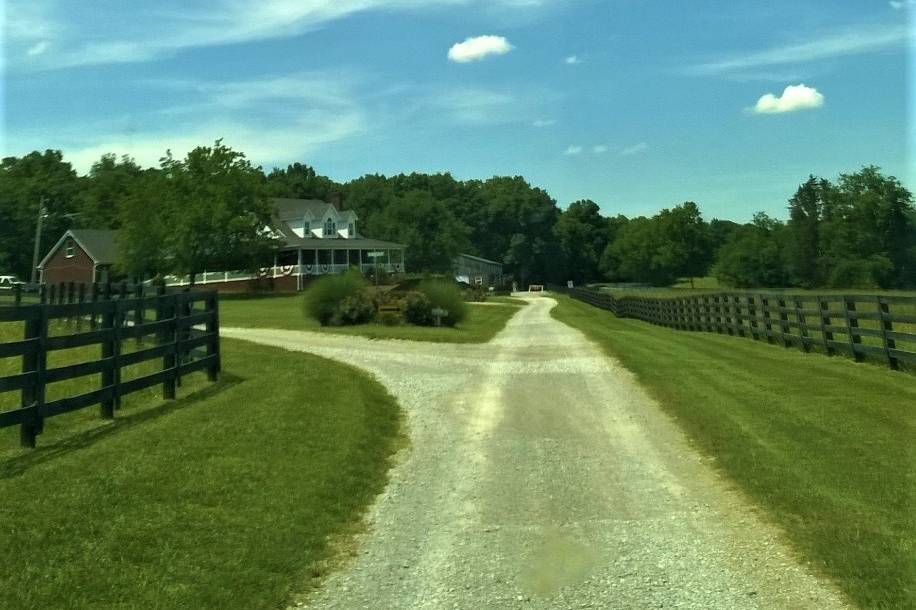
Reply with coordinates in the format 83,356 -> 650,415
38,229 -> 117,286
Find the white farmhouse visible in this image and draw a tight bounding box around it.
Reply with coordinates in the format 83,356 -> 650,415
168,197 -> 407,291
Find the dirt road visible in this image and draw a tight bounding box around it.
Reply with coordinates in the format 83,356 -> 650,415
223,296 -> 848,609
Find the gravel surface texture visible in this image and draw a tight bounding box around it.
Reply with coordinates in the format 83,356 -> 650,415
223,295 -> 850,610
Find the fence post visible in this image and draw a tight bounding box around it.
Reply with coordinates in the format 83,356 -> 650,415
795,297 -> 809,352
818,296 -> 834,356
158,287 -> 177,400
747,295 -> 759,340
77,283 -> 86,332
844,297 -> 864,362
100,300 -> 116,419
20,306 -> 47,448
732,295 -> 743,337
878,297 -> 898,370
90,283 -> 99,329
206,293 -> 220,381
134,284 -> 144,346
777,298 -> 790,347
175,292 -> 185,389
760,296 -> 773,343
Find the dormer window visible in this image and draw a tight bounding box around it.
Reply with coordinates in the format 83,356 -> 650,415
303,220 -> 310,237
324,218 -> 336,237
64,238 -> 75,258
348,223 -> 355,237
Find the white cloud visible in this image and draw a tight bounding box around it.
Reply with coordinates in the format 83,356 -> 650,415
533,119 -> 556,127
563,145 -> 583,156
752,84 -> 824,114
6,1 -> 546,70
592,145 -> 608,154
619,142 -> 648,156
687,24 -> 910,76
447,35 -> 514,63
6,72 -> 365,172
565,55 -> 581,65
890,0 -> 915,9
26,41 -> 50,56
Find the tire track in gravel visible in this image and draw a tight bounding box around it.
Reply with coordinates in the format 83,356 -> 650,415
222,296 -> 850,610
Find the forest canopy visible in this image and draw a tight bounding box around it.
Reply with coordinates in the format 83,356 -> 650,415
1,142 -> 913,289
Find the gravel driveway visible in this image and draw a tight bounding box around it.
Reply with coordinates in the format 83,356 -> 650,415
223,296 -> 849,610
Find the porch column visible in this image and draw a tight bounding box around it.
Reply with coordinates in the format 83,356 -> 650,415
315,248 -> 319,273
386,249 -> 391,271
297,248 -> 303,291
273,254 -> 278,278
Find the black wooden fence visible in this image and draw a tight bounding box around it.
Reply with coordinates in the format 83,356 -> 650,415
555,285 -> 916,372
0,283 -> 220,447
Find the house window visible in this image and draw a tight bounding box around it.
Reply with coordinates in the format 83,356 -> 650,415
324,218 -> 336,237
65,239 -> 75,258
303,221 -> 310,237
348,222 -> 355,236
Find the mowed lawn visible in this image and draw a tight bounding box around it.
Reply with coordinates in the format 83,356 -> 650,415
551,295 -> 915,610
220,293 -> 523,343
0,331 -> 402,609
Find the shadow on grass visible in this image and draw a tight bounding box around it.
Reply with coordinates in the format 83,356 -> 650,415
0,372 -> 244,479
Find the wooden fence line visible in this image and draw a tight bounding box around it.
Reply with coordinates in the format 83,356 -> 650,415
555,286 -> 916,372
0,283 -> 221,448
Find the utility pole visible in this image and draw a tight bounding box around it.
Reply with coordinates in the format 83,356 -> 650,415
30,199 -> 47,284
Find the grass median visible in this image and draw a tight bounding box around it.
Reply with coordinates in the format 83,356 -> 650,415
551,294 -> 915,610
220,293 -> 523,343
0,336 -> 402,610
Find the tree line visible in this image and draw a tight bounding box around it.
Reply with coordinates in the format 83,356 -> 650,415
1,141 -> 913,289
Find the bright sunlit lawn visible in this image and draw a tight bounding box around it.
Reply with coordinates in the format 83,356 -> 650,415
0,331 -> 402,610
551,295 -> 915,610
219,293 -> 524,343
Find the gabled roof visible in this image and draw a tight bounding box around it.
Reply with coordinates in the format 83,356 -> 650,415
270,197 -> 360,223
38,229 -> 118,268
271,220 -> 405,250
456,253 -> 503,267
271,198 -> 334,221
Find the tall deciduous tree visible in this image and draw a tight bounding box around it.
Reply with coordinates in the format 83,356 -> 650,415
116,169 -> 171,281
158,141 -> 277,283
475,176 -> 562,285
0,150 -> 81,279
78,154 -> 142,230
554,199 -> 611,284
371,190 -> 470,273
265,162 -> 338,201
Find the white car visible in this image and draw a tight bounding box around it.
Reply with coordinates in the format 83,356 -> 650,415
0,275 -> 25,290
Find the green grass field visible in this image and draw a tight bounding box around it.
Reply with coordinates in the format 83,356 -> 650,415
219,293 -> 523,343
0,324 -> 402,609
551,295 -> 915,609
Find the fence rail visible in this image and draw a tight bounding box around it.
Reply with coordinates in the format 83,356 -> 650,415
0,282 -> 220,447
555,286 -> 916,372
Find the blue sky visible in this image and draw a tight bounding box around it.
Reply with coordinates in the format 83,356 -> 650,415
2,0 -> 912,221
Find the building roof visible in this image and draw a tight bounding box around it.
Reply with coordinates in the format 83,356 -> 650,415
455,253 -> 503,267
38,229 -> 118,268
270,197 -> 357,221
271,198 -> 332,220
276,231 -> 406,250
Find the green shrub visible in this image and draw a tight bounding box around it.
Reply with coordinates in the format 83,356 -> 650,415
468,286 -> 488,302
377,311 -> 401,326
403,291 -> 433,326
337,290 -> 376,325
303,269 -> 368,326
418,280 -> 468,327
826,256 -> 894,289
